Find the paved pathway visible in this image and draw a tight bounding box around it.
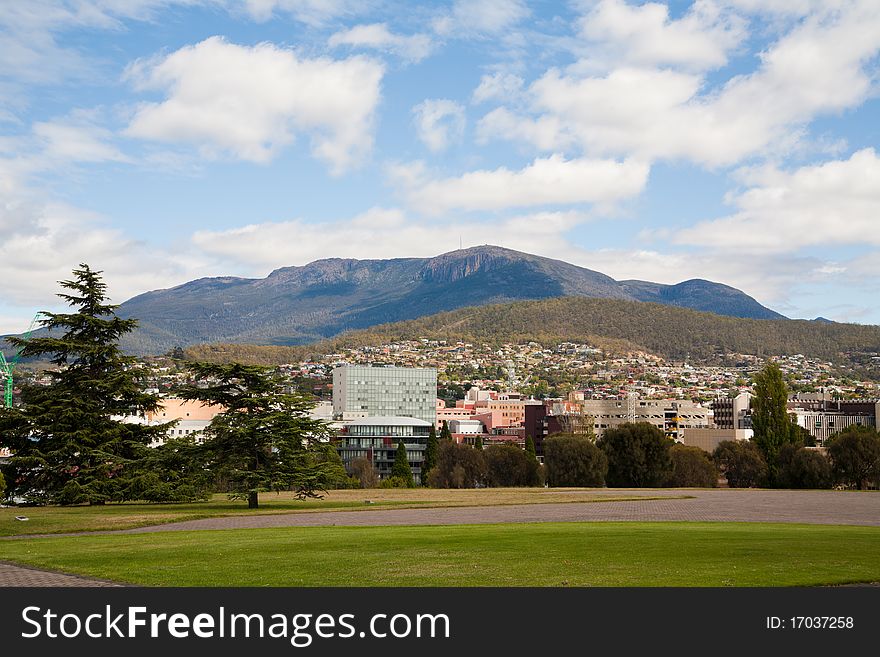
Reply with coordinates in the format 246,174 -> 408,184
0,561 -> 122,587
110,488 -> 878,532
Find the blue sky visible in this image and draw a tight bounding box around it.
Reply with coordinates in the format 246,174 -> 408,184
1,0 -> 879,333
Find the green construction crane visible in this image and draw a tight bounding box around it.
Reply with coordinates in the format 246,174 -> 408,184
0,314 -> 40,408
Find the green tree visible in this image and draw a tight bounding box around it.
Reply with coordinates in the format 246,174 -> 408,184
439,421 -> 453,442
751,362 -> 796,484
484,444 -> 539,487
0,470 -> 5,500
348,456 -> 379,488
179,362 -> 339,508
826,426 -> 880,490
712,440 -> 767,488
667,444 -> 718,487
544,434 -> 607,487
780,447 -> 832,489
474,435 -> 484,450
422,425 -> 439,485
0,265 -> 171,505
428,441 -> 487,488
598,423 -> 673,487
525,436 -> 537,463
390,441 -> 414,487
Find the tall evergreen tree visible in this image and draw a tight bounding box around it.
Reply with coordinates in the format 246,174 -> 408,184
439,420 -> 453,442
0,265 -> 171,505
179,362 -> 341,508
751,362 -> 796,485
390,441 -> 414,487
525,436 -> 537,462
474,435 -> 484,450
422,425 -> 439,485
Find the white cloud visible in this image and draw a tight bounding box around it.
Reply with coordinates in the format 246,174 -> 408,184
434,0 -> 529,37
479,0 -> 880,167
124,37 -> 384,172
0,194 -> 203,329
412,99 -> 466,152
472,72 -> 524,104
395,154 -> 649,214
192,207 -> 588,269
32,111 -> 130,164
328,23 -> 434,62
239,0 -> 363,24
677,148 -> 880,253
579,0 -> 746,72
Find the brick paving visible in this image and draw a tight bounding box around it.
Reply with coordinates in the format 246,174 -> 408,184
0,561 -> 123,587
112,488 -> 878,532
2,489 -> 877,586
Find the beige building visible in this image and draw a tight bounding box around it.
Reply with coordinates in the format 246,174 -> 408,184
145,398 -> 225,445
579,397 -> 710,441
681,428 -> 752,453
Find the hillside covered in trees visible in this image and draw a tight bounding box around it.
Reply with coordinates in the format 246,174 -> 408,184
184,297 -> 880,367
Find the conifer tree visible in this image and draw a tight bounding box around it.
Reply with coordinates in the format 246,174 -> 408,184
422,425 -> 439,485
439,420 -> 453,442
474,435 -> 484,450
179,362 -> 342,508
0,265 -> 171,505
525,436 -> 538,462
390,440 -> 414,487
751,362 -> 796,485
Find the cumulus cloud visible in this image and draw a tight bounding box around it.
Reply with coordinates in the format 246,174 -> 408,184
32,111 -> 130,164
472,72 -> 524,104
124,36 -> 384,172
434,0 -> 529,37
412,99 -> 465,152
239,0 -> 364,24
192,207 -> 589,269
579,0 -> 746,72
395,154 -> 649,214
0,192 -> 204,331
328,23 -> 434,62
478,0 -> 880,167
677,148 -> 880,253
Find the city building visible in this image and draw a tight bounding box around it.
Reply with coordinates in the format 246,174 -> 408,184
335,416 -> 432,484
711,392 -> 752,429
332,365 -> 437,424
788,395 -> 879,445
144,397 -> 225,445
525,394 -> 710,455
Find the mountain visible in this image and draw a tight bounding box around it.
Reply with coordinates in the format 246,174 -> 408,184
185,297 -> 880,368
109,245 -> 783,353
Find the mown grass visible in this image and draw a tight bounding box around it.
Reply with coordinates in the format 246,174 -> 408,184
0,488 -> 678,536
2,522 -> 878,587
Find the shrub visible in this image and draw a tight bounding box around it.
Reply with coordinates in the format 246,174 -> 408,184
713,441 -> 768,488
484,444 -> 540,487
544,434 -> 607,487
826,426 -> 880,490
428,442 -> 487,488
667,444 -> 718,487
598,423 -> 673,488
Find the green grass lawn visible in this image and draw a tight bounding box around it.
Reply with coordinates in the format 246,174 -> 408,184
2,522 -> 878,586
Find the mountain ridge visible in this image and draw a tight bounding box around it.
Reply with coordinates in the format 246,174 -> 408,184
113,245 -> 784,353
5,246 -> 790,355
